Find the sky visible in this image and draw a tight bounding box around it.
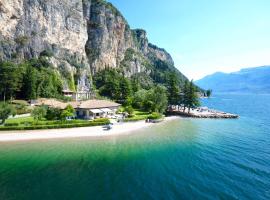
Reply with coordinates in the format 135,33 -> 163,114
109,0 -> 270,80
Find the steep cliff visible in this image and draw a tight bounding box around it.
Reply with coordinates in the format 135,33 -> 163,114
0,0 -> 188,92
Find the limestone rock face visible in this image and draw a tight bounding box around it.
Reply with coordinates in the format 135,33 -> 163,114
0,0 -> 88,62
84,1 -> 150,74
0,0 -> 187,91
147,43 -> 174,66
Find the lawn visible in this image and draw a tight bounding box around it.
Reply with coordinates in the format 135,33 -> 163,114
124,110 -> 164,122
124,110 -> 150,122
6,117 -> 34,124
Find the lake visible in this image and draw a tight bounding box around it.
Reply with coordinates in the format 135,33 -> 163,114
0,94 -> 269,200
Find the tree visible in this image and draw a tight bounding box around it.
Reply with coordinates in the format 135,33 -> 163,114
119,77 -> 132,103
96,70 -> 121,100
16,58 -> 64,100
186,81 -> 200,113
167,73 -> 181,105
144,85 -> 168,113
182,80 -> 189,112
143,100 -> 154,113
36,68 -> 63,98
31,106 -> 47,121
0,61 -> 23,101
94,69 -> 133,102
151,85 -> 168,113
0,103 -> 16,124
60,105 -> 75,120
45,107 -> 62,120
65,104 -> 75,114
132,89 -> 148,109
130,76 -> 140,92
124,106 -> 134,116
20,63 -> 38,99
99,78 -> 120,100
206,89 -> 212,98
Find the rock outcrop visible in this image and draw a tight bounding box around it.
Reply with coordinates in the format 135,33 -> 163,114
0,0 -> 188,91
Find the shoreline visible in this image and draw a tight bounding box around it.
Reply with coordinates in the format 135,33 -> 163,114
168,107 -> 239,119
0,116 -> 180,142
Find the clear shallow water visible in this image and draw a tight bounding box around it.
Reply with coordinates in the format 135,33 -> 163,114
0,94 -> 270,200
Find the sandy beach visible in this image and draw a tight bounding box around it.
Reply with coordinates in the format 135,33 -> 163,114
0,116 -> 180,142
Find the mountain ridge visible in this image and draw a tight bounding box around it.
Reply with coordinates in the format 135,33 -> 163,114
195,66 -> 270,94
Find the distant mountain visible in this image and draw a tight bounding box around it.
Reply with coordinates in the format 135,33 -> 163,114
195,66 -> 270,94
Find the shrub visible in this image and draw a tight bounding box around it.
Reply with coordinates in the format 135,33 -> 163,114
124,115 -> 147,122
92,118 -> 110,124
40,50 -> 54,57
148,112 -> 162,120
31,106 -> 47,121
15,36 -> 29,46
0,103 -> 16,124
45,107 -> 62,120
60,104 -> 75,120
0,120 -> 110,131
20,121 -> 33,126
16,108 -> 31,115
124,106 -> 134,116
4,122 -> 19,127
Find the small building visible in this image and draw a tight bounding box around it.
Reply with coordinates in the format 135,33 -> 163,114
62,89 -> 75,98
33,98 -> 121,120
75,100 -> 120,120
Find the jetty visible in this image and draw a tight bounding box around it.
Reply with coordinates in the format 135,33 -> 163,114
167,106 -> 239,119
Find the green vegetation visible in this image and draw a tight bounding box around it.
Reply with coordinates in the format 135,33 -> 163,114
93,68 -> 200,116
45,107 -> 62,121
167,73 -> 181,105
205,89 -> 212,98
31,106 -> 47,121
131,86 -> 168,113
144,86 -> 168,113
15,36 -> 29,46
5,116 -> 33,124
124,110 -> 163,122
93,69 -> 168,112
124,110 -> 150,122
124,106 -> 134,116
60,105 -> 75,120
130,73 -> 154,90
182,80 -> 201,113
0,58 -> 64,101
40,50 -> 54,57
0,61 -> 23,101
0,116 -> 110,131
32,105 -> 75,122
93,69 -> 132,104
148,112 -> 163,120
11,100 -> 31,115
0,103 -> 16,124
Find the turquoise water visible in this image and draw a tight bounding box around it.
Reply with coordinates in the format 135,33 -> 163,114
0,94 -> 270,200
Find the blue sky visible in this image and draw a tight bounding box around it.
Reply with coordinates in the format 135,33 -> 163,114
109,0 -> 270,80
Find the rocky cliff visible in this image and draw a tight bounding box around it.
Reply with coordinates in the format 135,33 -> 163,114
0,0 -> 188,91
